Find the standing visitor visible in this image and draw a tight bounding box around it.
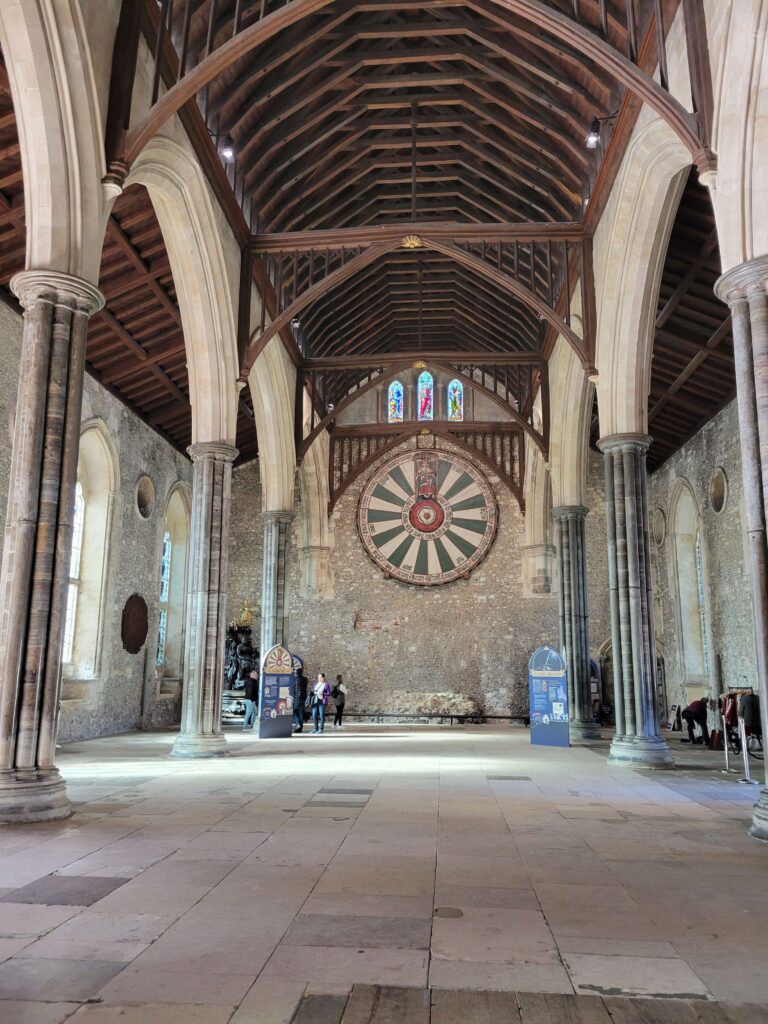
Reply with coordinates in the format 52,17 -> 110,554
243,670 -> 259,731
294,669 -> 309,733
332,674 -> 348,729
311,673 -> 330,734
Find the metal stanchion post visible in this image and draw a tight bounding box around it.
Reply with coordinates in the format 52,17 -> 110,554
738,718 -> 759,785
720,715 -> 739,774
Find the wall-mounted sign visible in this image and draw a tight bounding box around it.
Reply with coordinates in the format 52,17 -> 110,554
528,645 -> 569,748
259,644 -> 296,739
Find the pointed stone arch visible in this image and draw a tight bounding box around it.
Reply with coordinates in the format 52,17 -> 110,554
0,0 -> 110,281
125,137 -> 239,445
593,113 -> 691,436
248,336 -> 297,513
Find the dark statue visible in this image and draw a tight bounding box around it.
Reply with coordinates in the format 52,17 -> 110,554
223,626 -> 258,690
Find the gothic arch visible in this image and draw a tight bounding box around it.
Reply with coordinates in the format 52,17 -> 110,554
0,0 -> 111,281
65,419 -> 119,679
548,307 -> 593,507
125,137 -> 239,445
668,478 -> 712,690
593,112 -> 691,436
708,0 -> 768,269
298,432 -> 334,598
248,336 -> 297,512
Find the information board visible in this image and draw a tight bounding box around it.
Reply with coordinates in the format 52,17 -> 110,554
259,644 -> 296,739
528,645 -> 569,748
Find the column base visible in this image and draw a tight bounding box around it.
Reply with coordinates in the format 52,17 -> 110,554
749,789 -> 768,842
170,732 -> 230,758
607,734 -> 674,769
0,769 -> 73,823
570,720 -> 602,742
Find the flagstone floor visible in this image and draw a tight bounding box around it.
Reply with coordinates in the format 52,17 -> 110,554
0,725 -> 766,1023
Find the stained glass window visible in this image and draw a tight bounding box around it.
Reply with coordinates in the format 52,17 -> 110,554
447,379 -> 464,421
417,370 -> 433,421
62,482 -> 85,663
695,530 -> 711,676
388,380 -> 404,423
156,530 -> 172,666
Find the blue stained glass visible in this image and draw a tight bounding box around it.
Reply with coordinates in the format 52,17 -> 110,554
388,380 -> 404,423
447,379 -> 464,421
417,371 -> 433,421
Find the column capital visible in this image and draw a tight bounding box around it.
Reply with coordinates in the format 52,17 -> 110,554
263,509 -> 295,526
715,256 -> 768,305
187,441 -> 238,463
597,432 -> 651,455
552,505 -> 589,521
11,270 -> 104,315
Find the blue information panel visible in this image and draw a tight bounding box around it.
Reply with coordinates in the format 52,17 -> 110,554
259,644 -> 296,739
528,645 -> 569,748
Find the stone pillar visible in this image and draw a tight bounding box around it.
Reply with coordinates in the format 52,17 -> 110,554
597,434 -> 673,768
171,442 -> 237,759
715,258 -> 768,840
261,511 -> 294,654
0,271 -> 104,822
553,506 -> 600,740
299,545 -> 333,598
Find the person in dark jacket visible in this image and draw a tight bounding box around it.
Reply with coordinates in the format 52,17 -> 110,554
294,670 -> 309,733
681,697 -> 709,745
331,674 -> 347,729
243,670 -> 259,731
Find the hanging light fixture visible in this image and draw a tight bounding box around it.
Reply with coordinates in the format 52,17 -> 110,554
585,118 -> 601,150
221,134 -> 235,161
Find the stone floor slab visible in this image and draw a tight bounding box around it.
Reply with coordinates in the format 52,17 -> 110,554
283,914 -> 432,950
0,957 -> 124,1001
2,875 -> 129,907
0,1002 -> 81,1024
563,952 -> 712,1000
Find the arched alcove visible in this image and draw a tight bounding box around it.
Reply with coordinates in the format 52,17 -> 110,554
63,421 -> 118,680
669,480 -> 711,695
156,485 -> 191,684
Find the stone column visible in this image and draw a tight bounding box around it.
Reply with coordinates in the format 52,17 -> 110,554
597,434 -> 673,768
171,442 -> 237,759
715,258 -> 768,840
261,511 -> 294,654
553,506 -> 600,740
0,271 -> 104,822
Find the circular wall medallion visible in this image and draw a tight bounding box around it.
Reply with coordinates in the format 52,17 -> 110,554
357,449 -> 497,586
136,476 -> 155,519
652,508 -> 666,546
709,467 -> 728,515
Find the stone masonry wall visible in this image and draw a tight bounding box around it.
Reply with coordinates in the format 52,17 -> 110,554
228,441 -> 613,718
0,300 -> 192,742
649,399 -> 755,710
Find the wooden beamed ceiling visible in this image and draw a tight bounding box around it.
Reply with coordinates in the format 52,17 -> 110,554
2,2 -> 728,473
0,52 -> 259,464
161,0 -> 649,375
646,169 -> 734,470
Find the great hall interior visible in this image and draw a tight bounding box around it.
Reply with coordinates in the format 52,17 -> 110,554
0,2 -> 767,1022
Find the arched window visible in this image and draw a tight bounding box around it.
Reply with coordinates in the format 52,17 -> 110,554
671,483 -> 711,686
695,529 -> 711,676
447,379 -> 464,421
156,487 -> 190,679
62,483 -> 85,664
156,531 -> 172,666
63,424 -> 117,678
417,370 -> 433,421
387,380 -> 404,423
